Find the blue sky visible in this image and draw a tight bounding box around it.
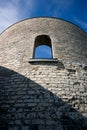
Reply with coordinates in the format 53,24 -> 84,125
34,45 -> 52,58
0,0 -> 87,33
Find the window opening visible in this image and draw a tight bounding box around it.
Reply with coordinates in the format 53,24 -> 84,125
33,35 -> 53,59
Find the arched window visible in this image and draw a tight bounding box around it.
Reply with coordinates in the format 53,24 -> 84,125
33,35 -> 53,59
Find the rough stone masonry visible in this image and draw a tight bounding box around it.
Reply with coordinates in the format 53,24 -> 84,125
0,17 -> 87,130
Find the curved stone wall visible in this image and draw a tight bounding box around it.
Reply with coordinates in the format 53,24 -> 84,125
0,18 -> 87,130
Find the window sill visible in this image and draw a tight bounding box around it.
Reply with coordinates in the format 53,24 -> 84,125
28,58 -> 58,63
28,58 -> 65,69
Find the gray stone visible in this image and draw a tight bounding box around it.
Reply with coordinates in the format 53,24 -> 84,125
0,17 -> 87,130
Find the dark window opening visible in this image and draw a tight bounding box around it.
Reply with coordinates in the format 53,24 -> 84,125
33,35 -> 53,59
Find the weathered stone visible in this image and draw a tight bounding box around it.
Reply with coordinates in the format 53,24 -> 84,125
0,17 -> 87,130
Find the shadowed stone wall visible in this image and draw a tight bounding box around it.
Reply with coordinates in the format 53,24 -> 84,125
0,18 -> 87,130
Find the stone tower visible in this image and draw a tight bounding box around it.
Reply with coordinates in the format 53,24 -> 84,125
0,17 -> 87,130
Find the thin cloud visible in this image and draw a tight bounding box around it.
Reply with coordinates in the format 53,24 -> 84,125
0,0 -> 35,33
48,0 -> 74,17
73,17 -> 87,32
0,2 -> 19,33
